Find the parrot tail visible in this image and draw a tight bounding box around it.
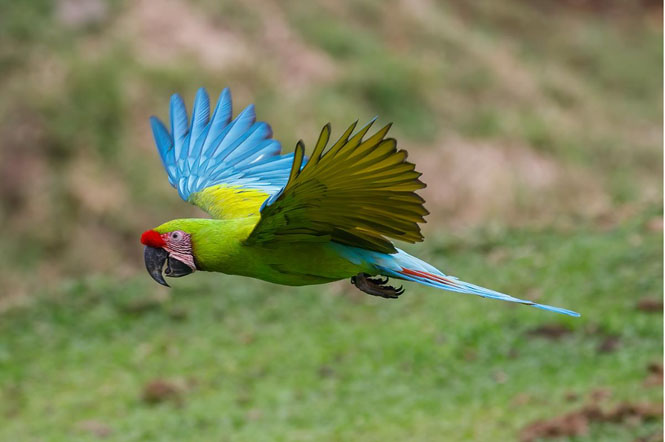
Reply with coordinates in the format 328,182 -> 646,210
373,250 -> 580,317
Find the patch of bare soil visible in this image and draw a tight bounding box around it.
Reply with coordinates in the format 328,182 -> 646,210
119,0 -> 336,89
520,400 -> 663,442
141,379 -> 183,405
119,0 -> 248,70
411,137 -> 609,228
526,323 -> 572,340
644,363 -> 663,388
57,0 -> 108,28
67,155 -> 128,216
637,297 -> 663,313
247,0 -> 338,90
597,335 -> 621,354
646,216 -> 663,232
564,391 -> 580,402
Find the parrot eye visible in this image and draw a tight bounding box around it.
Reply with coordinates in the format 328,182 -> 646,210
170,231 -> 184,241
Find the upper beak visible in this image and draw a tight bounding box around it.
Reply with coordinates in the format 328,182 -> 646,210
144,246 -> 169,287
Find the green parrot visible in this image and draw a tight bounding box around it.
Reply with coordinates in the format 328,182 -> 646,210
141,88 -> 579,317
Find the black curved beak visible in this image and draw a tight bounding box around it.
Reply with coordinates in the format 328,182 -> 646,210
144,246 -> 170,287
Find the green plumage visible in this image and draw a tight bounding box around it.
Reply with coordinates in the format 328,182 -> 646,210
154,217 -> 373,285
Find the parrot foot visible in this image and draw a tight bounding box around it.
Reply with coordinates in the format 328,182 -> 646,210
351,273 -> 404,299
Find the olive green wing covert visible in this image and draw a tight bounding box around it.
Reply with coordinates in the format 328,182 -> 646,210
246,120 -> 428,253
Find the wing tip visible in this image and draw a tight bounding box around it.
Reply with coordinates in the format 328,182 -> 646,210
149,115 -> 164,127
218,87 -> 232,106
170,93 -> 185,108
237,103 -> 257,122
150,116 -> 172,149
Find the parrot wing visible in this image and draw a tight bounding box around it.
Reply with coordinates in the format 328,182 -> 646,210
150,87 -> 295,219
246,121 -> 428,254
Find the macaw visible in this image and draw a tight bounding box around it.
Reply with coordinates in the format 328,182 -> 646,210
141,88 -> 579,317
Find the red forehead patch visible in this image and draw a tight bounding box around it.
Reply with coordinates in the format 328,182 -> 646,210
141,229 -> 166,248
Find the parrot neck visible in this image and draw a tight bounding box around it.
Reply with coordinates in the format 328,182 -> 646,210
156,217 -> 259,274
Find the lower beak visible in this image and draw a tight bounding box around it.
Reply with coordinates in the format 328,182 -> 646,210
165,255 -> 194,278
144,246 -> 169,287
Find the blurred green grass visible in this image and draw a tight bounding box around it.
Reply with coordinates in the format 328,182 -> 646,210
0,0 -> 662,440
0,217 -> 661,441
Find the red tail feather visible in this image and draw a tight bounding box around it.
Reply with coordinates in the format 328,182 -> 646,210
400,268 -> 461,288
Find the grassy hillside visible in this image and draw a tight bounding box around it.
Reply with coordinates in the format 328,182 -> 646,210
0,0 -> 662,440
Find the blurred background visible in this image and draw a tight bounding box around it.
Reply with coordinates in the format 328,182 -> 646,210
0,0 -> 662,440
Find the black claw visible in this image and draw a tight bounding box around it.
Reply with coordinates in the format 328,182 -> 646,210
350,273 -> 405,299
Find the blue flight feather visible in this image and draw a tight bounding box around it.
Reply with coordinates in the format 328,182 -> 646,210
150,88 -> 295,202
150,116 -> 176,186
189,88 -> 210,147
210,105 -> 256,162
169,94 -> 188,162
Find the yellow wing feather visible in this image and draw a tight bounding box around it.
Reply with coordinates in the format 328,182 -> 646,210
189,185 -> 270,219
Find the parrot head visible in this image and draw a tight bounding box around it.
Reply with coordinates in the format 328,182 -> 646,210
140,225 -> 197,286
